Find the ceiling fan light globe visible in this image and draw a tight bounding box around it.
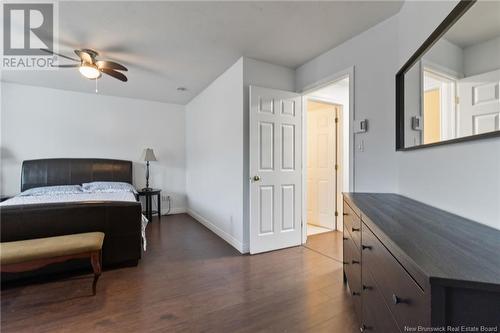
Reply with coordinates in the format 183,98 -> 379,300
79,64 -> 101,79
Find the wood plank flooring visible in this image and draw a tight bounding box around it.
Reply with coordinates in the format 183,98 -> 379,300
1,214 -> 358,332
304,231 -> 344,262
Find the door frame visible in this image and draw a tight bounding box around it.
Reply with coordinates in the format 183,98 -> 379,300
299,67 -> 355,244
421,64 -> 459,142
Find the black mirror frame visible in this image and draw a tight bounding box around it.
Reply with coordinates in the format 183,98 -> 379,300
395,0 -> 499,151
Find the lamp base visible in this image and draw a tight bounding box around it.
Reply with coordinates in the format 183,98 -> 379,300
142,187 -> 153,192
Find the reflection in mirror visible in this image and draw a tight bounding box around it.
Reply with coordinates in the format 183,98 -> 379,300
403,1 -> 500,148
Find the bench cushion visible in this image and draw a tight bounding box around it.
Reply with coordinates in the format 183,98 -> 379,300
1,232 -> 104,265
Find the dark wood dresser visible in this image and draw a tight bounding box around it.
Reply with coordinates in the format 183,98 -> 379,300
343,193 -> 500,332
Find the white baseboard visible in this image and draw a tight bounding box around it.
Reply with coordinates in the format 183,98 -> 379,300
187,208 -> 247,254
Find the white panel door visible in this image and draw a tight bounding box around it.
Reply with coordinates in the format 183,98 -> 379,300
458,69 -> 500,137
307,106 -> 336,229
250,86 -> 302,254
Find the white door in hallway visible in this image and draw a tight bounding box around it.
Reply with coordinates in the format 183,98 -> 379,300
458,69 -> 500,136
307,103 -> 337,230
249,86 -> 302,254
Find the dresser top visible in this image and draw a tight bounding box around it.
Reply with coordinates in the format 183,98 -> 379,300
344,193 -> 500,289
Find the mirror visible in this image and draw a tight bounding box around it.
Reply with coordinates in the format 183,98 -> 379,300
396,0 -> 500,150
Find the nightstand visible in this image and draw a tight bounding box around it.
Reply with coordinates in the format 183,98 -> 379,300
137,189 -> 161,222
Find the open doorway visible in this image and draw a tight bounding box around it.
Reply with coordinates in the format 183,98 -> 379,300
248,70 -> 352,255
422,68 -> 457,144
303,76 -> 350,259
306,100 -> 340,235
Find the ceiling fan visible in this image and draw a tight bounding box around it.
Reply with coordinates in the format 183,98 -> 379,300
41,48 -> 128,82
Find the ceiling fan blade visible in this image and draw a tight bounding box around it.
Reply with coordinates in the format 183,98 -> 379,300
100,68 -> 128,82
52,64 -> 80,68
96,60 -> 128,71
40,48 -> 80,62
75,49 -> 92,63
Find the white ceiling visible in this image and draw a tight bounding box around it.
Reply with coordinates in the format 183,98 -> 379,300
445,1 -> 500,48
1,1 -> 403,104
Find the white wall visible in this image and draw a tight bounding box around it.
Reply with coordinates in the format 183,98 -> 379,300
0,83 -> 187,214
185,57 -> 295,253
185,58 -> 245,252
464,36 -> 500,77
296,15 -> 399,193
424,38 -> 464,77
296,1 -> 500,229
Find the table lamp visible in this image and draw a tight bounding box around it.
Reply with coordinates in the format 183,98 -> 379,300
142,148 -> 157,191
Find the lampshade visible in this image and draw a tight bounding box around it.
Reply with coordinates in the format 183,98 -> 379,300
142,148 -> 157,162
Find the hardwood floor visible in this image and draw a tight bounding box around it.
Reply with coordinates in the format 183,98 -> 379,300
1,214 -> 358,332
305,231 -> 344,262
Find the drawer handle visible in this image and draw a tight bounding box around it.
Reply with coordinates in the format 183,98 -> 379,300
392,294 -> 404,305
343,261 -> 349,265
362,245 -> 372,250
343,237 -> 348,241
352,291 -> 361,296
343,213 -> 348,216
362,285 -> 372,290
360,324 -> 371,332
351,227 -> 360,232
352,260 -> 360,264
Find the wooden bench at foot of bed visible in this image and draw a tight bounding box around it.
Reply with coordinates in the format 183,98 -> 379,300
0,232 -> 105,295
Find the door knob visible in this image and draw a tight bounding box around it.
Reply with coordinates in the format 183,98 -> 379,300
253,175 -> 261,182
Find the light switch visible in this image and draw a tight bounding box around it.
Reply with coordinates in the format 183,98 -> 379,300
358,139 -> 365,152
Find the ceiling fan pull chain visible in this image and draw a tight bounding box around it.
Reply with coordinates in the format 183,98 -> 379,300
95,78 -> 98,93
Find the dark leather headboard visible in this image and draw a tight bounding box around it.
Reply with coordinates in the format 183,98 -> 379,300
21,158 -> 133,191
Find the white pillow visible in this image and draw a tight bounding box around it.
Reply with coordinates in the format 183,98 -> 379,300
82,181 -> 137,194
19,185 -> 84,197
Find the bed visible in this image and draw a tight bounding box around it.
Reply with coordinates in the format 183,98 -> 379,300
0,158 -> 144,282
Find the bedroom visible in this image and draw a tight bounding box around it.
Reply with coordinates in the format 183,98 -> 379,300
1,1 -> 499,332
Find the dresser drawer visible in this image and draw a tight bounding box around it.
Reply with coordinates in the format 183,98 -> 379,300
343,201 -> 361,248
344,228 -> 362,290
362,224 -> 427,329
343,227 -> 362,322
344,227 -> 361,266
362,267 -> 401,333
